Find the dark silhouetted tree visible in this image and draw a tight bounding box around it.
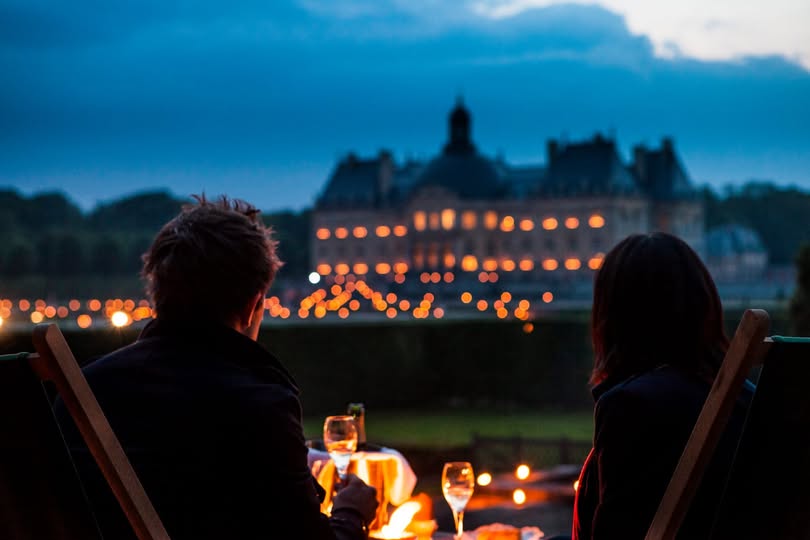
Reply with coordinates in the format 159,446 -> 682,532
790,244 -> 810,335
3,244 -> 34,277
89,190 -> 187,232
90,235 -> 124,275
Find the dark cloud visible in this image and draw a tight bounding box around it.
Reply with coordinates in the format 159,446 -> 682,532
0,0 -> 808,210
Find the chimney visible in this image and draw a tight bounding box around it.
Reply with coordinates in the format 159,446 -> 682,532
547,140 -> 559,165
633,145 -> 648,187
377,149 -> 394,202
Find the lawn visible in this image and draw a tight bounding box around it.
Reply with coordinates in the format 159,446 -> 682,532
303,409 -> 593,447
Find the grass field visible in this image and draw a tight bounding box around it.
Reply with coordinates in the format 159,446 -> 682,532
303,409 -> 593,447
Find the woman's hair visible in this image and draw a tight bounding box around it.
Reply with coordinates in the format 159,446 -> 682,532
590,232 -> 728,385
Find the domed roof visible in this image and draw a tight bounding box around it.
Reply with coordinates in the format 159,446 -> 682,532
417,153 -> 503,199
412,98 -> 504,199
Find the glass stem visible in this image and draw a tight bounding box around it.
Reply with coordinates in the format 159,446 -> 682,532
456,510 -> 464,538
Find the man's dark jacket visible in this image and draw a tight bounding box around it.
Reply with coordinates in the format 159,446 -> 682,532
572,365 -> 752,540
54,318 -> 366,540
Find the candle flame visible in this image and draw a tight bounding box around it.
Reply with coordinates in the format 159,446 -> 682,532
379,501 -> 421,537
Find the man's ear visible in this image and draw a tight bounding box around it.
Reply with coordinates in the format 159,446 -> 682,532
240,292 -> 264,330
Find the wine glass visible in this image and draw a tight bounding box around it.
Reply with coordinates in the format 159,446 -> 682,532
442,461 -> 475,539
323,415 -> 358,482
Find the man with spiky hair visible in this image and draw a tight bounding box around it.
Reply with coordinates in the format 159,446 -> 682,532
55,195 -> 376,539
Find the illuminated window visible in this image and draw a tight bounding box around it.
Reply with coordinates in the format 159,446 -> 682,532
588,253 -> 605,270
519,258 -> 534,271
441,209 -> 456,230
482,258 -> 498,272
588,214 -> 606,228
393,225 -> 408,237
427,243 -> 439,268
353,263 -> 369,275
484,211 -> 498,230
353,226 -> 368,238
429,212 -> 440,230
461,255 -> 479,272
519,219 -> 534,231
565,258 -> 582,270
334,263 -> 350,275
461,211 -> 477,229
501,259 -> 516,272
393,262 -> 409,274
564,217 -> 580,229
542,258 -> 559,271
542,217 -> 558,230
316,228 -> 330,240
500,215 -> 515,232
443,251 -> 456,268
375,225 -> 391,237
413,212 -> 427,231
375,262 -> 391,274
316,263 -> 332,275
335,227 -> 349,239
413,246 -> 425,269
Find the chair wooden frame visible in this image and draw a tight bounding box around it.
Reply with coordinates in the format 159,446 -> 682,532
645,309 -> 772,540
28,323 -> 170,540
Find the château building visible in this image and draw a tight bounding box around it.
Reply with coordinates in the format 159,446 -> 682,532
311,99 -> 703,292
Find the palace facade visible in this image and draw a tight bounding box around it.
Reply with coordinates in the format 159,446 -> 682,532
311,100 -> 703,291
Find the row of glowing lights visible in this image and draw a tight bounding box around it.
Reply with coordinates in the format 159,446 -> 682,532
312,253 -> 605,280
315,212 -> 606,240
0,286 -> 552,329
0,298 -> 152,329
476,464 -> 580,506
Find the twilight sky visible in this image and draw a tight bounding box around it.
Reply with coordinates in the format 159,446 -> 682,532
1,0 -> 809,211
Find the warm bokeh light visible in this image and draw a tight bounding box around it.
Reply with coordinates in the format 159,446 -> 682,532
516,464 -> 531,480
353,226 -> 368,238
443,271 -> 454,283
588,214 -> 605,228
513,489 -> 527,505
500,215 -> 515,232
399,299 -> 411,311
353,263 -> 368,275
57,306 -> 69,318
68,299 -> 81,311
44,306 -> 56,318
519,258 -> 534,271
500,292 -> 512,303
18,299 -> 30,311
461,255 -> 478,272
542,259 -> 559,271
564,217 -> 580,229
501,259 -> 516,272
542,291 -> 554,303
375,262 -> 391,274
433,307 -> 445,318
30,312 -> 44,324
308,272 -> 321,284
394,273 -> 406,284
111,311 -> 129,327
335,263 -> 350,275
77,314 -> 92,329
393,225 -> 408,237
316,228 -> 330,240
88,299 -> 101,311
375,225 -> 391,237
519,218 -> 534,231
542,217 -> 558,230
488,271 -> 499,283
0,316 -> 3,328
477,472 -> 492,486
443,252 -> 456,268
478,271 -> 489,283
461,292 -> 472,304
565,258 -> 582,270
574,479 -> 580,492
394,262 -> 408,274
482,258 -> 498,272
428,212 -> 440,230
334,227 -> 349,239
523,322 -> 534,334
588,254 -> 605,270
476,299 -> 488,311
420,272 -> 430,284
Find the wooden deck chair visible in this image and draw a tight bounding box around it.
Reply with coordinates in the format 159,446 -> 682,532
646,309 -> 810,539
0,324 -> 169,540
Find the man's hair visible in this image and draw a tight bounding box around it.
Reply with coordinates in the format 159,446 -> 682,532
142,195 -> 282,323
590,232 -> 728,385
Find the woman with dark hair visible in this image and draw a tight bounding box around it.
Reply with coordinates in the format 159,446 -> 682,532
571,233 -> 751,539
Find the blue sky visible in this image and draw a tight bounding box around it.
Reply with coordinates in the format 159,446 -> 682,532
1,0 -> 809,211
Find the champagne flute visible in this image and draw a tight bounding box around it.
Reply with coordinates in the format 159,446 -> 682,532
323,415 -> 358,482
442,461 -> 475,539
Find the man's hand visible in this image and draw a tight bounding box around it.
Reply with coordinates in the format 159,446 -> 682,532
332,474 -> 378,525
